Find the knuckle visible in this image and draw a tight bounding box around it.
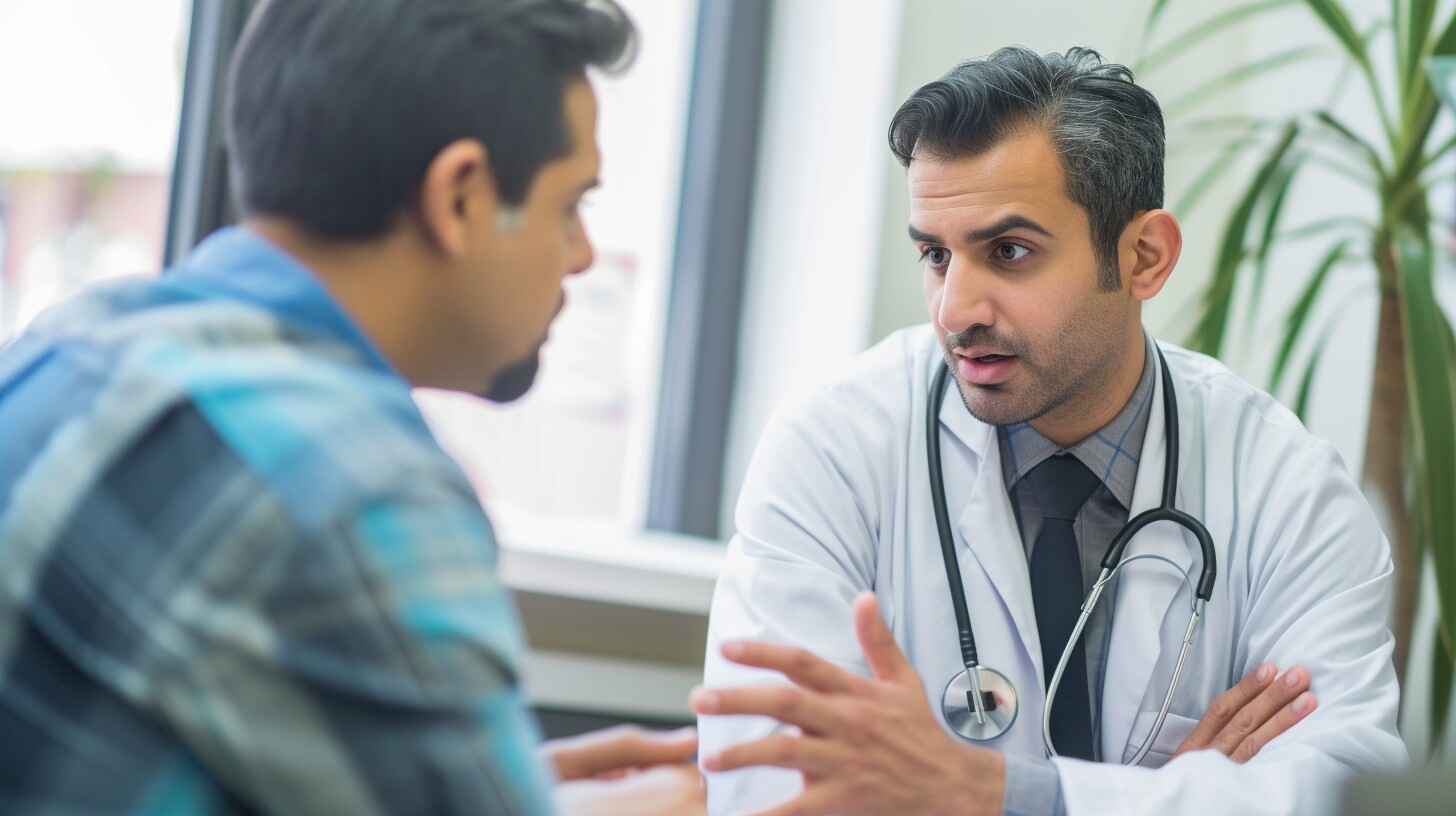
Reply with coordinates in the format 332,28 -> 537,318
789,648 -> 815,675
606,725 -> 646,749
776,685 -> 804,714
1231,711 -> 1259,735
1234,735 -> 1261,762
777,736 -> 803,765
1207,697 -> 1234,722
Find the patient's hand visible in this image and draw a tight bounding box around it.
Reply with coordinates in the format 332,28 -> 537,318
553,763 -> 704,816
1174,663 -> 1317,762
544,726 -> 705,815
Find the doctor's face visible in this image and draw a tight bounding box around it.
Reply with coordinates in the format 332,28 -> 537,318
908,126 -> 1141,432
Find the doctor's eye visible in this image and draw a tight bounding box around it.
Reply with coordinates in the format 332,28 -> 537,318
918,246 -> 951,271
992,242 -> 1031,264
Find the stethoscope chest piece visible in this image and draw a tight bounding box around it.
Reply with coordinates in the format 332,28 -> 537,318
942,664 -> 1019,741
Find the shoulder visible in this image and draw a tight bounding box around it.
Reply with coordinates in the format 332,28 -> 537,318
1160,341 -> 1336,461
9,284 -> 475,537
1160,342 -> 1385,567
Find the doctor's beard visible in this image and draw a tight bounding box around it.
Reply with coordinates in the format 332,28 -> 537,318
942,316 -> 1125,429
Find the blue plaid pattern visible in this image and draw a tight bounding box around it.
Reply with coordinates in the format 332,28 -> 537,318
0,228 -> 554,814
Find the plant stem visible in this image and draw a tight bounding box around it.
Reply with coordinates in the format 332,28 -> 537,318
1365,235 -> 1416,691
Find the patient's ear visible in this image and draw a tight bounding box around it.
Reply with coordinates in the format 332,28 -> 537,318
415,139 -> 495,259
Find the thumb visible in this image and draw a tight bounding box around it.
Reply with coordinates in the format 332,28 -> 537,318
853,592 -> 911,683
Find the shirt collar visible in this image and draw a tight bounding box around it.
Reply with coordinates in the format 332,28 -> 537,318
173,226 -> 399,379
996,333 -> 1156,510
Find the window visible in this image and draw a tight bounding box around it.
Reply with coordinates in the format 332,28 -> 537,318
414,0 -> 700,529
0,0 -> 191,341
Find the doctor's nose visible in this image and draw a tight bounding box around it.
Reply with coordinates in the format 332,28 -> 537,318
937,264 -> 996,336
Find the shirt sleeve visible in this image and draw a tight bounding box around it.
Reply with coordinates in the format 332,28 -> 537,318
1003,752 -> 1066,816
151,470 -> 556,816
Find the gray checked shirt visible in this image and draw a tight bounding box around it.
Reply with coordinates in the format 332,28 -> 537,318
998,333 -> 1156,816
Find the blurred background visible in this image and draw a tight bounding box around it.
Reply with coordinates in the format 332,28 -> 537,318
3,0 -> 1452,754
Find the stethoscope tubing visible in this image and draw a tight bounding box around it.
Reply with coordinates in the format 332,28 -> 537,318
926,344 -> 1217,758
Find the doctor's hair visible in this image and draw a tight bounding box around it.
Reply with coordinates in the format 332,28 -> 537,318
224,0 -> 636,239
888,47 -> 1164,290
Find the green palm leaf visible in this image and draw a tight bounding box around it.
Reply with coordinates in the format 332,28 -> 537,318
1396,234 -> 1456,693
1293,326 -> 1330,421
1312,111 -> 1389,177
1188,122 -> 1300,356
1172,133 -> 1262,218
1277,214 -> 1373,242
1138,0 -> 1299,74
1248,157 -> 1305,323
1433,591 -> 1454,754
1166,46 -> 1334,118
1397,1 -> 1436,106
1270,240 -> 1348,393
1301,0 -> 1397,145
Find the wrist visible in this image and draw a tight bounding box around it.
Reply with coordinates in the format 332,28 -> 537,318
939,743 -> 1004,816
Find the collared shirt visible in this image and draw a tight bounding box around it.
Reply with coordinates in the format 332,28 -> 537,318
0,227 -> 554,814
997,334 -> 1156,816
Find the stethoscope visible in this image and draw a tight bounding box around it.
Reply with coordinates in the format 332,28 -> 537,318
925,346 -> 1217,764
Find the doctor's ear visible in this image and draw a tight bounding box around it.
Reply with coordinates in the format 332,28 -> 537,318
1119,209 -> 1181,301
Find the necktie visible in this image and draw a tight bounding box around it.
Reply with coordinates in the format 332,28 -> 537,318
1024,453 -> 1101,759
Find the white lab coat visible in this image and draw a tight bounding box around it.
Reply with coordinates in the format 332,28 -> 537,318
701,325 -> 1406,815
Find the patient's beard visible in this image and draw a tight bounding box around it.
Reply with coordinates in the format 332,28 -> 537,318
483,352 -> 540,403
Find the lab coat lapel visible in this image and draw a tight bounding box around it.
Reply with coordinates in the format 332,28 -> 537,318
1102,347 -> 1198,761
939,393 -> 1044,686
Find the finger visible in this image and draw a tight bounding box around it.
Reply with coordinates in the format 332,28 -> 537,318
1231,691 -> 1316,762
1174,662 -> 1275,755
546,726 -> 698,781
702,734 -> 844,775
853,592 -> 912,683
691,685 -> 842,735
1210,666 -> 1310,756
720,641 -> 866,694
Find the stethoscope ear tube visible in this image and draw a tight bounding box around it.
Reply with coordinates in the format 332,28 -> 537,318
927,361 -> 980,671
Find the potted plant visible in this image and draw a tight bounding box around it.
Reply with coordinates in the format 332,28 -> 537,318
1139,0 -> 1455,753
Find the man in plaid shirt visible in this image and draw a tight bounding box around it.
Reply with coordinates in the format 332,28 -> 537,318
0,1 -> 700,813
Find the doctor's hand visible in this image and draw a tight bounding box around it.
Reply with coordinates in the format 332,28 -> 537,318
1174,662 -> 1317,762
692,592 -> 1005,816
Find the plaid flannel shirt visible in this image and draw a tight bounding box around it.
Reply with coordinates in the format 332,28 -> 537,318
0,227 -> 554,814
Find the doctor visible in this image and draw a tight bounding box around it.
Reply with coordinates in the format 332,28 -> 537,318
694,47 -> 1405,815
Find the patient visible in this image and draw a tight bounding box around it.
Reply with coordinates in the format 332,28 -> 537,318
0,1 -> 700,813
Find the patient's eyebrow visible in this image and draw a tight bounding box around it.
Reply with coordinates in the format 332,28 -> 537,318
908,225 -> 940,244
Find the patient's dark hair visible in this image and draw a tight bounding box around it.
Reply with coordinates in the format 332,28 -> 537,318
889,47 -> 1164,289
226,0 -> 636,239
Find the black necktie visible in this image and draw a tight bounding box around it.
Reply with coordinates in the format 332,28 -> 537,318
1025,453 -> 1100,759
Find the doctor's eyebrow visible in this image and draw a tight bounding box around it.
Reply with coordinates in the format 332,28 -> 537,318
907,216 -> 1055,246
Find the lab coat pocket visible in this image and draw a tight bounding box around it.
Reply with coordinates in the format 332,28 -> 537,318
1121,710 -> 1198,767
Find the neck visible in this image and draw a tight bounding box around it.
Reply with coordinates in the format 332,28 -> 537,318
243,217 -> 482,389
1030,328 -> 1146,448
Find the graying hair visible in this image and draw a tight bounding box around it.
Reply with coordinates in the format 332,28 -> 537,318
888,47 -> 1164,290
